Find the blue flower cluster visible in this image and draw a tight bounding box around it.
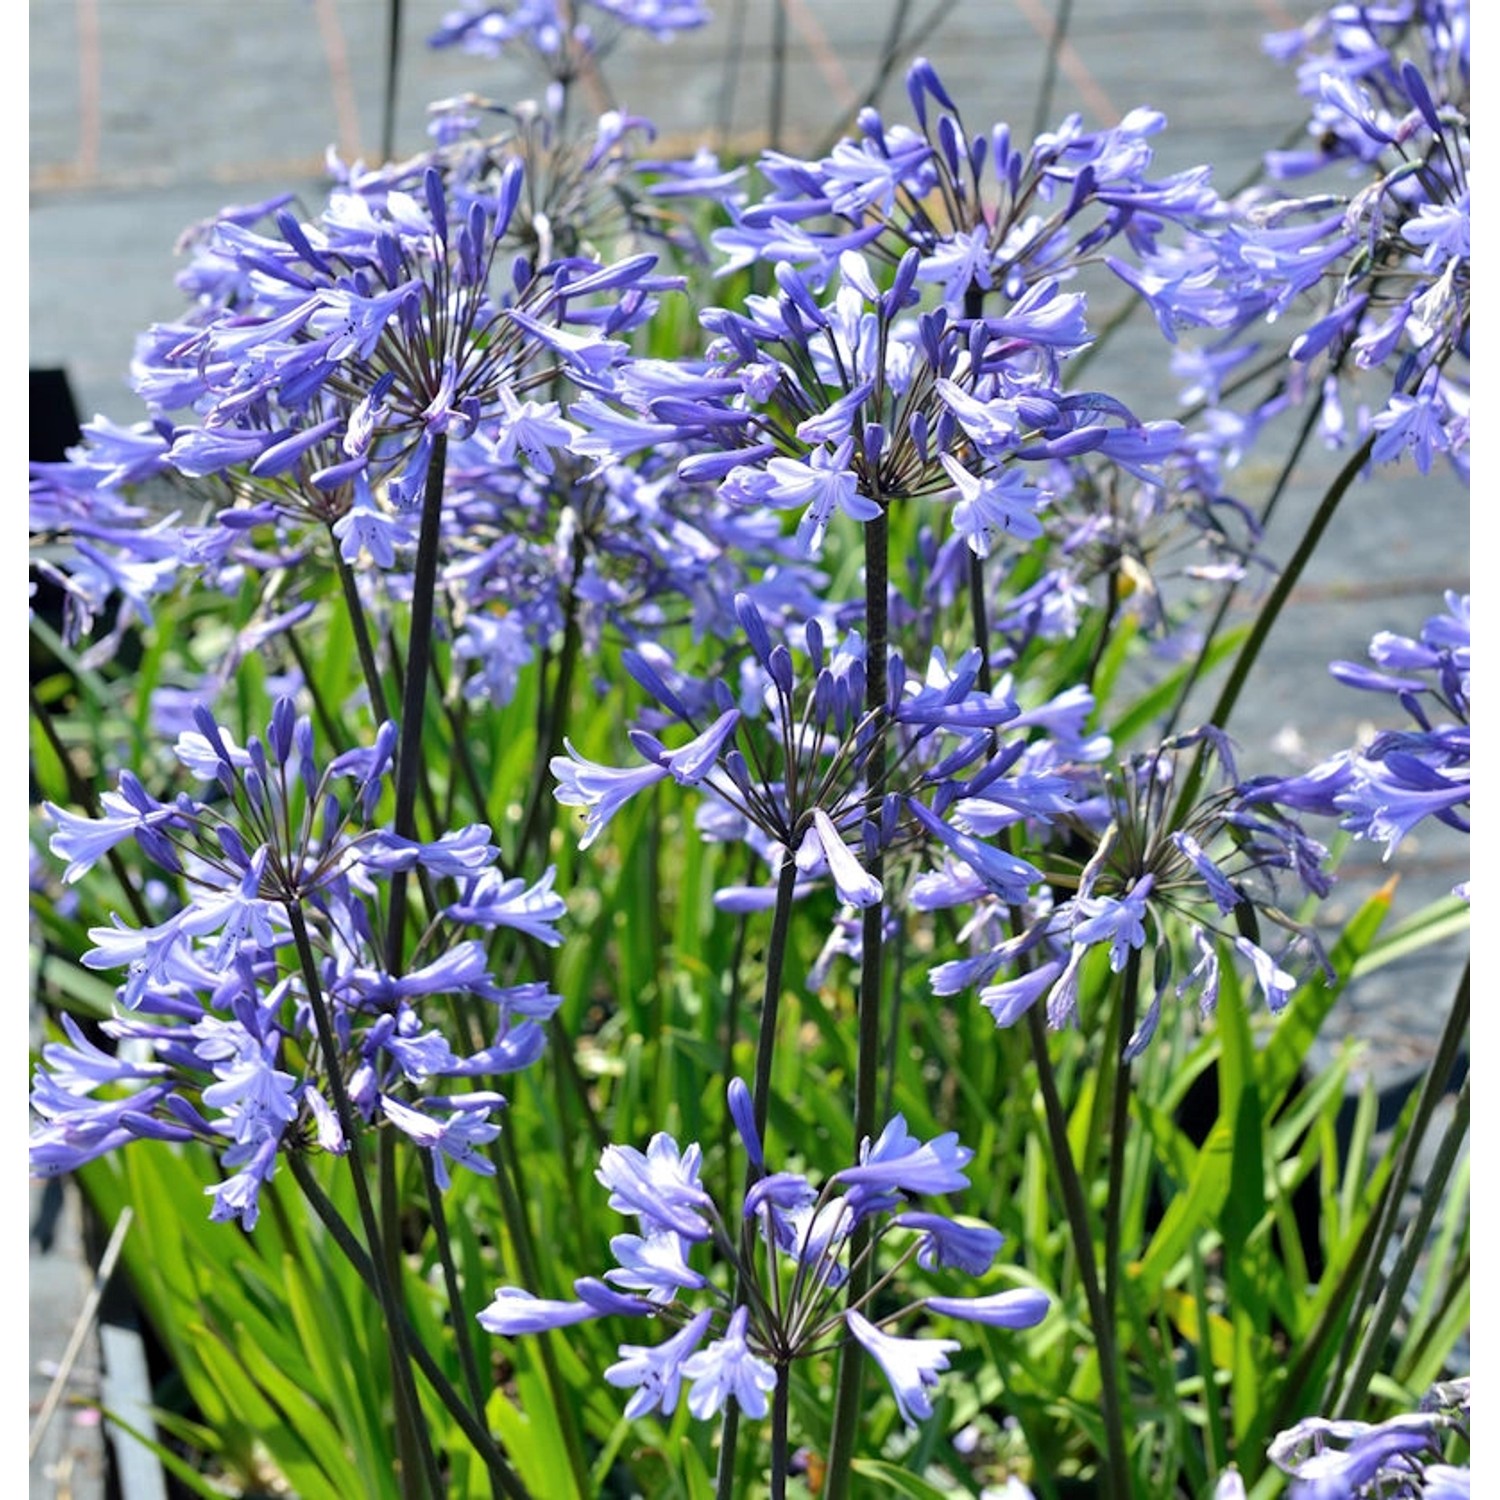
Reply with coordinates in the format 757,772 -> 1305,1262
1244,592 -> 1469,897
1116,1 -> 1469,477
26,0 -> 1468,1486
431,0 -> 709,84
478,1080 -> 1048,1427
32,701 -> 563,1227
1263,1377 -> 1469,1498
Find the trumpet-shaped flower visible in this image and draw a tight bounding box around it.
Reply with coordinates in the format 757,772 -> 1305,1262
681,1307 -> 777,1420
605,1309 -> 715,1419
845,1310 -> 959,1428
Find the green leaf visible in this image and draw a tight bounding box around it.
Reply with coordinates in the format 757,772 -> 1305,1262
1109,623 -> 1250,746
1262,880 -> 1394,1107
487,1384 -> 563,1499
678,1433 -> 717,1500
100,1409 -> 235,1500
850,1458 -> 960,1499
1350,892 -> 1469,980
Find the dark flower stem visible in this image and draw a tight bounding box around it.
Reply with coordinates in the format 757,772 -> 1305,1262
822,503 -> 890,1500
770,1364 -> 792,1500
385,430 -> 449,970
381,0 -> 402,163
968,551 -> 994,692
1337,1071 -> 1469,1418
815,0 -> 962,155
751,855 -> 803,1144
879,921 -> 910,1125
383,627 -> 446,838
1101,951 -> 1141,1416
1161,389 -> 1325,742
769,0 -> 788,150
286,1153 -> 531,1500
332,539 -> 394,725
504,529 -> 612,1162
714,853 -> 801,1500
1025,1005 -> 1132,1500
1030,0 -> 1075,139
718,857 -> 758,1205
285,631 -> 350,748
418,1152 -> 493,1468
1087,552 -> 1124,691
956,305 -> 1128,1488
1170,430 -> 1376,832
963,281 -> 998,708
285,902 -> 443,1500
714,1402 -> 743,1500
1206,425 -> 1376,729
376,1134 -> 422,1488
1331,960 -> 1469,1413
372,428 -> 449,1493
512,620 -> 579,874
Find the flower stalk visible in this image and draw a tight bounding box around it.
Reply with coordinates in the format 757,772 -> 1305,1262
823,500 -> 891,1500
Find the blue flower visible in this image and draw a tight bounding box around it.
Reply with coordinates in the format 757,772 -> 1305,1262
551,743 -> 670,850
596,1132 -> 714,1241
1233,936 -> 1296,1014
893,1212 -> 1004,1275
604,1309 -> 715,1419
43,772 -> 183,886
32,700 -> 546,1217
479,1289 -> 612,1336
605,1230 -> 707,1303
681,1307 -> 777,1420
1371,387 -> 1449,475
761,438 -> 881,555
845,1310 -> 959,1428
444,866 -> 568,946
726,1076 -> 763,1169
907,798 -> 1044,907
938,454 -> 1046,556
1069,873 -> 1156,971
379,1095 -> 502,1190
924,1288 -> 1051,1328
836,1113 -> 973,1197
1267,1394 -> 1467,1500
978,959 -> 1065,1028
794,809 -> 883,908
476,1084 -> 1033,1438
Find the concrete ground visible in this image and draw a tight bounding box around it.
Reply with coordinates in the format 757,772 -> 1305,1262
28,2 -> 1469,1495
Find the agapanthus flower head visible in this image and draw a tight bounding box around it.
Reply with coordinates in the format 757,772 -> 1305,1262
1242,593 -> 1469,893
477,1079 -> 1048,1433
32,699 -> 551,1225
415,89 -> 706,267
568,598 -> 1082,931
923,726 -> 1331,1050
707,55 -> 1224,298
430,0 -> 708,85
1114,0 -> 1469,496
1265,1376 -> 1469,1499
32,117 -> 706,697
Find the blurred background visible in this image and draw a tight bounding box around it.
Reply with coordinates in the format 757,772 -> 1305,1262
32,0 -> 1317,424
